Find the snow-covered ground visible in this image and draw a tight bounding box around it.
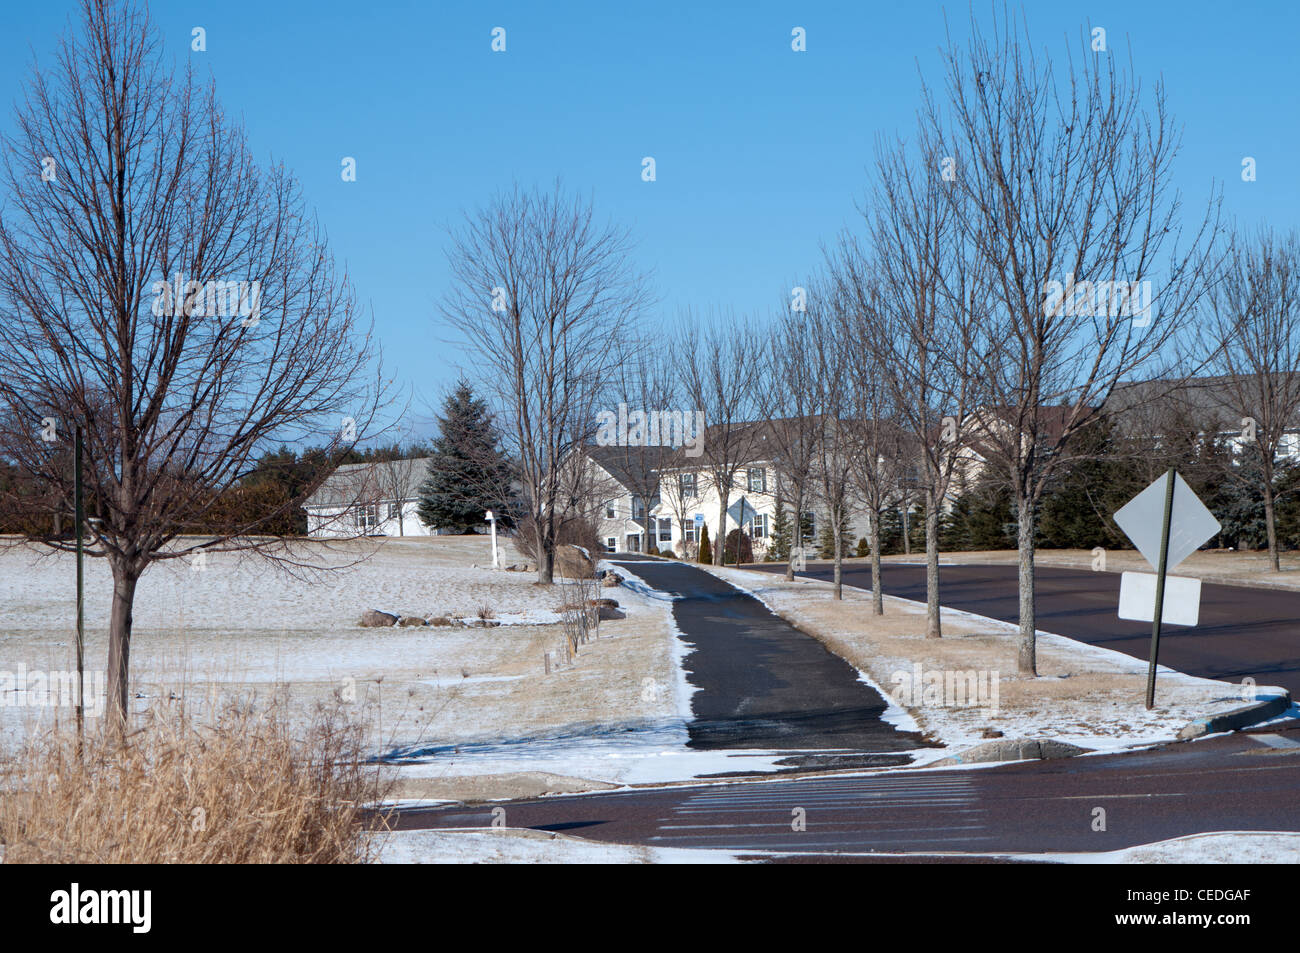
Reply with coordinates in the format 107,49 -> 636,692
0,538 -> 684,778
373,827 -> 744,864
372,826 -> 1300,864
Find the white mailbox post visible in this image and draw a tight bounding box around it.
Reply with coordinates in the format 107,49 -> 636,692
485,510 -> 499,569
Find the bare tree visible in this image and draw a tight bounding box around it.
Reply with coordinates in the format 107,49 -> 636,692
608,347 -> 681,554
763,303 -> 821,580
922,9 -> 1222,671
833,249 -> 909,615
0,1 -> 386,726
370,443 -> 427,537
1204,227 -> 1300,570
803,278 -> 858,599
851,131 -> 985,640
682,314 -> 764,566
443,181 -> 648,583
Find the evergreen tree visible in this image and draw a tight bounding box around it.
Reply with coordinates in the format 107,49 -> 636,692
417,381 -> 513,533
768,502 -> 792,561
879,505 -> 904,555
698,523 -> 712,564
817,515 -> 853,559
855,536 -> 870,558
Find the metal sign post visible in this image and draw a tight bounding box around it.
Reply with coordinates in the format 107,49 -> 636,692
74,425 -> 86,749
1112,467 -> 1220,710
1145,468 -> 1176,710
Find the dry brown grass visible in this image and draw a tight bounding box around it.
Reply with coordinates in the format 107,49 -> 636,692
0,696 -> 390,863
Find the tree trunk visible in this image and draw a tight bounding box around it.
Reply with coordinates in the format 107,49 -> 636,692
832,508 -> 843,600
1016,492 -> 1037,675
925,491 -> 941,639
715,495 -> 727,566
536,516 -> 555,584
1263,479 -> 1280,572
785,490 -> 800,581
106,564 -> 140,730
902,499 -> 911,556
870,509 -> 883,615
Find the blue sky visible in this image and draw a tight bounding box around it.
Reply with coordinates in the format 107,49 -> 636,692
2,1 -> 1296,438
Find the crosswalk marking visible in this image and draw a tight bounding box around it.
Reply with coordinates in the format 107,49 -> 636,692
1252,733 -> 1300,749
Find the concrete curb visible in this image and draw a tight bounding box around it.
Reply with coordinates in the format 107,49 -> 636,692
931,738 -> 1089,767
1177,691 -> 1293,740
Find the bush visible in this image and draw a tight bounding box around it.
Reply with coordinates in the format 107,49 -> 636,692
724,529 -> 754,564
855,536 -> 870,558
698,524 -> 712,564
512,515 -> 601,567
0,697 -> 387,863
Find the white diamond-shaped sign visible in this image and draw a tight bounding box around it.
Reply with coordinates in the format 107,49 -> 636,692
1112,472 -> 1220,572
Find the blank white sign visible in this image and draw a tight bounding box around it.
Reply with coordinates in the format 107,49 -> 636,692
1117,571 -> 1201,626
1112,472 -> 1220,572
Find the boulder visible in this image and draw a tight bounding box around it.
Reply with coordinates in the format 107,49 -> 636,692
360,609 -> 399,628
555,545 -> 596,579
601,572 -> 623,588
398,616 -> 428,627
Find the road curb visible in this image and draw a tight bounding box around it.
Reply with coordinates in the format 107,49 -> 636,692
1177,691 -> 1292,740
932,738 -> 1089,767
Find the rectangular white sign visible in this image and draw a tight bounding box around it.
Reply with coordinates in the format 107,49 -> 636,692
1117,571 -> 1201,626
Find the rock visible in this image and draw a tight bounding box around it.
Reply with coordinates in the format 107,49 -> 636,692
587,598 -> 619,609
427,616 -> 454,627
359,609 -> 399,628
555,545 -> 595,579
933,738 -> 1088,767
468,619 -> 501,628
981,727 -> 1004,739
594,606 -> 625,620
398,616 -> 428,627
601,572 -> 622,588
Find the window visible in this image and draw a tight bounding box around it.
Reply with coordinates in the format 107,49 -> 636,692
752,513 -> 769,539
685,521 -> 698,543
605,501 -> 617,519
747,467 -> 767,493
632,496 -> 646,519
604,537 -> 617,552
355,504 -> 379,531
658,518 -> 672,542
679,472 -> 697,498
387,502 -> 400,521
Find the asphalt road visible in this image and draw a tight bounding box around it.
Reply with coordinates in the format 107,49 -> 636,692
611,556 -> 932,768
388,722 -> 1300,857
755,561 -> 1300,701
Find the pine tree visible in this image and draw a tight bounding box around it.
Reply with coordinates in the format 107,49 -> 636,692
417,381 -> 513,533
697,524 -> 712,564
855,536 -> 870,558
768,502 -> 792,561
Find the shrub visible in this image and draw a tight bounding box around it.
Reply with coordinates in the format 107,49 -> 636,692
697,524 -> 712,564
0,697 -> 388,863
724,528 -> 754,564
511,515 -> 601,568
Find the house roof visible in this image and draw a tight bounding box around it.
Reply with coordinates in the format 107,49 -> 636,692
584,444 -> 673,492
303,457 -> 432,508
1105,375 -> 1300,434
